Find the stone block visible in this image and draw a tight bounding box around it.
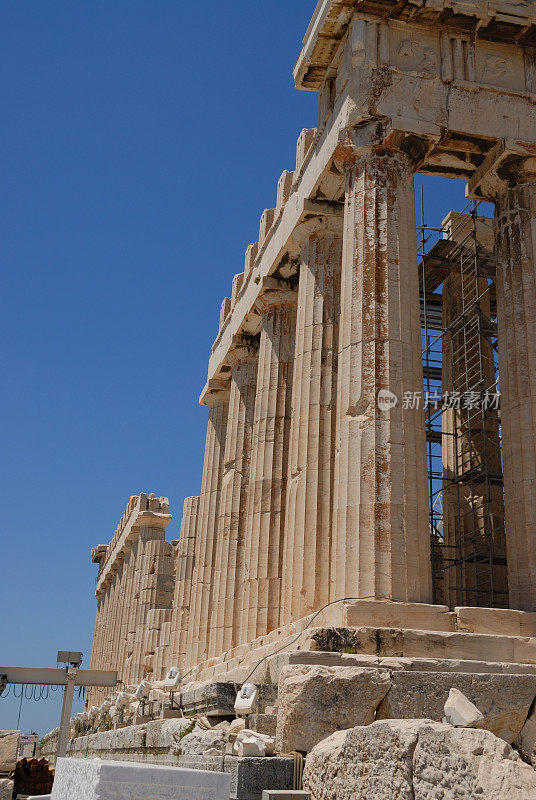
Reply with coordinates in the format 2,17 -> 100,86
259,209 -> 276,246
251,714 -> 277,738
262,794 -> 309,800
244,244 -> 258,277
295,128 -> 316,173
141,573 -> 173,592
456,607 -> 536,637
177,755 -> 294,800
276,665 -> 392,753
303,720 -> 536,800
50,757 -> 231,799
261,789 -> 311,800
444,688 -> 485,727
0,779 -> 13,800
343,599 -> 455,632
377,671 -> 536,743
267,650 -> 364,683
226,756 -> 294,800
145,718 -> 195,750
0,731 -> 20,773
257,685 -> 278,712
307,625 -> 536,665
231,274 -> 244,308
180,682 -> 236,717
140,588 -> 172,606
220,297 -> 231,328
179,726 -> 227,756
276,171 -> 294,211
235,735 -> 265,758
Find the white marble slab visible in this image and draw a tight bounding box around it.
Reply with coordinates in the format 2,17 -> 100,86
51,757 -> 231,800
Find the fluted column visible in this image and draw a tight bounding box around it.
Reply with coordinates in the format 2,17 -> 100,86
281,224 -> 342,625
104,571 -> 118,672
186,391 -> 229,666
493,166 -> 536,610
126,539 -> 143,685
87,592 -> 105,705
98,588 -> 109,672
117,543 -> 136,676
169,496 -> 199,669
240,282 -> 297,643
331,135 -> 432,603
442,269 -> 507,608
210,342 -> 258,657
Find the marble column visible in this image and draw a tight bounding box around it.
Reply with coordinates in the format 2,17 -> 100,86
185,392 -> 229,666
240,283 -> 297,643
281,224 -> 342,625
209,342 -> 258,657
442,268 -> 507,608
117,543 -> 136,677
331,139 -> 432,603
169,496 -> 199,669
87,592 -> 105,706
126,539 -> 143,685
104,571 -> 118,672
492,164 -> 536,610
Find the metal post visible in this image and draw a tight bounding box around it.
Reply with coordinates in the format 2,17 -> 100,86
57,667 -> 77,759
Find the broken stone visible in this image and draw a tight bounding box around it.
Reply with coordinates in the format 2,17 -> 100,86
178,725 -> 227,756
444,687 -> 485,727
228,718 -> 246,740
515,708 -> 536,767
377,670 -> 536,743
303,719 -> 536,800
276,665 -> 392,753
235,731 -> 266,758
234,729 -> 275,758
145,718 -> 194,749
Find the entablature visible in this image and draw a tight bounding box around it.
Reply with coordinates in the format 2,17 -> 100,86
296,0 -> 536,90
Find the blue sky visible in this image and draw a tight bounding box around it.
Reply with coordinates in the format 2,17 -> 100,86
0,0 -> 471,736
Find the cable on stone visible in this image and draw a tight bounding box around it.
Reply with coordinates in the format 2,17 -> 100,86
242,595 -> 452,685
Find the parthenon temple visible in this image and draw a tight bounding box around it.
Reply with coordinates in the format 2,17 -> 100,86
87,0 -> 536,698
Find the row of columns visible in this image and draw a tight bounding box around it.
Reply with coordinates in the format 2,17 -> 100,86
88,495 -> 173,701
175,136 -> 536,672
182,135 -> 432,668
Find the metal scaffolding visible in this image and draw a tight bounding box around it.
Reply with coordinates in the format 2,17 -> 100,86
418,196 -> 508,609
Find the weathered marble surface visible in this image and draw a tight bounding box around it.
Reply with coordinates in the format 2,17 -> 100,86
0,731 -> 20,773
0,779 -> 14,800
51,758 -> 230,800
303,719 -> 536,800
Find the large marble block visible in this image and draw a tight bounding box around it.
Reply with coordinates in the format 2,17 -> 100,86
51,758 -> 231,800
0,779 -> 14,800
0,731 -> 20,772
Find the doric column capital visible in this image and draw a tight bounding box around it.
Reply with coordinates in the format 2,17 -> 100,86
137,510 -> 173,530
91,544 -> 108,565
285,199 -> 344,261
467,139 -> 536,202
226,334 -> 259,367
333,119 -> 439,174
253,276 -> 298,315
203,378 -> 231,406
